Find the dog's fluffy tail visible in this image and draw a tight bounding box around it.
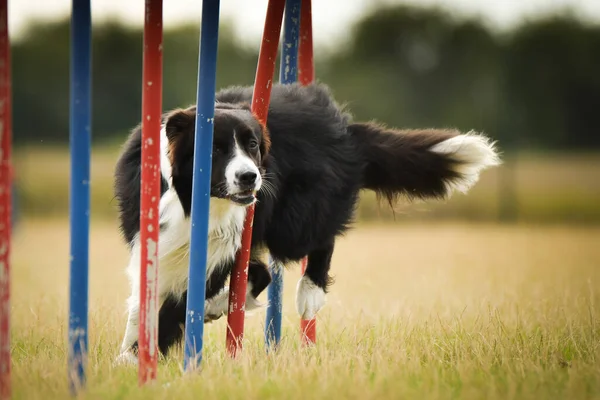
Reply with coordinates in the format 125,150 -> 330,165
349,122 -> 501,204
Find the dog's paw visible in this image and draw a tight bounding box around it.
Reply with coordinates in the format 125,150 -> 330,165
114,351 -> 138,367
204,313 -> 221,323
245,293 -> 267,316
295,275 -> 326,320
204,287 -> 230,322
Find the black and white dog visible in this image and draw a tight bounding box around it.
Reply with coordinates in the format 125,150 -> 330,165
114,82 -> 500,362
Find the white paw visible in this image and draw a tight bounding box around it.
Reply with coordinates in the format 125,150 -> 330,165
295,275 -> 326,320
114,351 -> 138,366
205,287 -> 230,321
245,281 -> 267,314
204,283 -> 267,320
245,293 -> 266,315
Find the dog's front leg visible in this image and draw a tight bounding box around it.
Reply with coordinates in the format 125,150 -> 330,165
115,239 -> 164,365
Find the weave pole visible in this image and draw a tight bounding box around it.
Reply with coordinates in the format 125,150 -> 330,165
298,0 -> 314,86
226,0 -> 286,358
138,0 -> 163,384
264,0 -> 301,351
0,0 -> 10,397
298,0 -> 316,346
67,0 -> 91,393
183,0 -> 220,372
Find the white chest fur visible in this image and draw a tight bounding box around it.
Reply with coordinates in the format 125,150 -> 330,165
206,198 -> 246,275
125,189 -> 246,303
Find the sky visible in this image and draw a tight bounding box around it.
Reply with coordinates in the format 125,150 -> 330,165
9,0 -> 600,48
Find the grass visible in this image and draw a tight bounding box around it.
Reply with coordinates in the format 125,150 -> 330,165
9,219 -> 600,399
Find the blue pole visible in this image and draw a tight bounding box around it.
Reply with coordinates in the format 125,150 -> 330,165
184,0 -> 220,371
68,0 -> 91,393
265,0 -> 301,350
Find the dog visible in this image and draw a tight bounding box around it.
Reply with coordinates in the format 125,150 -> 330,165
114,82 -> 500,363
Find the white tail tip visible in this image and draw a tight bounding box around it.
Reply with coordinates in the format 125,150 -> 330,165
430,132 -> 501,195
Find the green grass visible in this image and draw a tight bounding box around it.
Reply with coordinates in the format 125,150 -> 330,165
9,219 -> 600,399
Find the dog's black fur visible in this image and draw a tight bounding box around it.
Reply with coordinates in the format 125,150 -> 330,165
115,82 -> 497,355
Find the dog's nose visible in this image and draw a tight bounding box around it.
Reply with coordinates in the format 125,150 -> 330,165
236,171 -> 257,186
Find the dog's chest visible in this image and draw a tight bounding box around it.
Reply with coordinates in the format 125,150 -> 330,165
158,198 -> 246,296
205,199 -> 246,275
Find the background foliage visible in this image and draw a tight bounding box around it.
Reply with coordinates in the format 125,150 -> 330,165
11,5 -> 600,222
13,5 -> 600,150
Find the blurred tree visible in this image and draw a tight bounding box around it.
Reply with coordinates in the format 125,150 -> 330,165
9,6 -> 600,151
505,17 -> 600,149
13,20 -> 70,143
322,6 -> 503,138
12,19 -> 258,143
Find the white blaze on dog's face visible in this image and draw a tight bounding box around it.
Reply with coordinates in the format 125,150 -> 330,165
164,103 -> 270,211
224,131 -> 263,205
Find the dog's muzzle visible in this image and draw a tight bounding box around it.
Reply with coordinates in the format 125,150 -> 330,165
229,170 -> 259,205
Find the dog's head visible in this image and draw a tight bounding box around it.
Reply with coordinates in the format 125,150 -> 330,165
164,103 -> 270,210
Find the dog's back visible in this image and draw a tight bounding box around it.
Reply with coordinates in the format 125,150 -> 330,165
216,84 -> 364,261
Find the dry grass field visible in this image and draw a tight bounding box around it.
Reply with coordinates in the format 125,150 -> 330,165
9,219 -> 600,399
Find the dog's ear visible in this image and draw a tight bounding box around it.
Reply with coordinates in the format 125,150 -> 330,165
249,111 -> 271,160
164,107 -> 195,143
259,123 -> 271,161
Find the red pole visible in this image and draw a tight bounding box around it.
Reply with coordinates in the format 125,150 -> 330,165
297,0 -> 316,346
299,259 -> 316,345
298,0 -> 315,85
138,0 -> 162,384
226,0 -> 285,357
0,0 -> 10,396
298,0 -> 314,86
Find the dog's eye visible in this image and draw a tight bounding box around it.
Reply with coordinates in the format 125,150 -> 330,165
249,140 -> 259,150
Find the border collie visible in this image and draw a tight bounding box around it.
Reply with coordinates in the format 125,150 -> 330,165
114,82 -> 500,363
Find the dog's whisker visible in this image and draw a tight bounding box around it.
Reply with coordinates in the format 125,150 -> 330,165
259,180 -> 277,200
